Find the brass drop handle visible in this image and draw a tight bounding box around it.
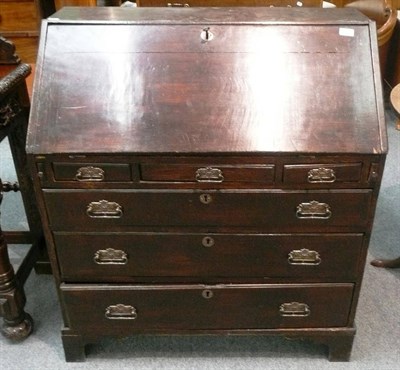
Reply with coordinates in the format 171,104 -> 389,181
94,248 -> 128,265
195,167 -> 224,183
279,302 -> 310,317
75,166 -> 105,182
86,200 -> 123,218
105,304 -> 137,320
288,249 -> 321,265
296,201 -> 332,219
307,168 -> 336,183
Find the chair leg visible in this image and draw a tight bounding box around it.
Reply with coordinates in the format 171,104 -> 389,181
0,225 -> 33,340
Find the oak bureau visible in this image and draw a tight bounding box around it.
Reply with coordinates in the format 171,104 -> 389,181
26,7 -> 387,362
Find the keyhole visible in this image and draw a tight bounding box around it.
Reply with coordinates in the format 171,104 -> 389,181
200,193 -> 213,204
202,236 -> 215,248
202,289 -> 213,299
200,27 -> 214,42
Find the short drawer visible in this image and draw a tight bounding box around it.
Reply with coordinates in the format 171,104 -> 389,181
140,164 -> 275,184
55,232 -> 363,281
43,189 -> 373,232
52,163 -> 131,182
283,163 -> 362,185
61,283 -> 354,334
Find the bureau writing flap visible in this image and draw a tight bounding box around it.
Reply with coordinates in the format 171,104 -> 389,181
27,7 -> 386,156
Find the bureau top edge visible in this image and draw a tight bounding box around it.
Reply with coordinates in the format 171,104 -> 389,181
47,7 -> 371,26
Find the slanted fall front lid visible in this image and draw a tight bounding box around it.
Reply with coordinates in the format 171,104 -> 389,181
27,7 -> 386,155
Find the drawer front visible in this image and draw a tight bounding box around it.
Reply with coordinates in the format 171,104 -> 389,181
140,164 -> 275,184
283,163 -> 363,185
61,283 -> 353,333
52,162 -> 132,182
43,189 -> 373,231
55,232 -> 363,281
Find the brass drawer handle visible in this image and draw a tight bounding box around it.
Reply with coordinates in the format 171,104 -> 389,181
94,248 -> 128,265
279,302 -> 310,317
296,201 -> 332,219
105,304 -> 137,320
195,167 -> 224,183
86,200 -> 123,218
288,249 -> 321,265
167,2 -> 190,6
75,166 -> 105,182
307,167 -> 336,183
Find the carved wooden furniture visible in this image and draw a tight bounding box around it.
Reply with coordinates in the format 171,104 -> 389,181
27,7 -> 387,362
0,37 -> 46,340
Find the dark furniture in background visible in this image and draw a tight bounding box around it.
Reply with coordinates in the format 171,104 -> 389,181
27,7 -> 387,362
0,37 -> 46,340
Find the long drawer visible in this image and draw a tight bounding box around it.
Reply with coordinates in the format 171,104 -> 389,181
44,189 -> 373,232
55,232 -> 363,281
61,283 -> 354,334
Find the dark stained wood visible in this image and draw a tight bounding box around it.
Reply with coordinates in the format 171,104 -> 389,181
27,8 -> 386,155
27,7 -> 387,362
61,283 -> 354,332
43,189 -> 373,231
55,233 -> 364,281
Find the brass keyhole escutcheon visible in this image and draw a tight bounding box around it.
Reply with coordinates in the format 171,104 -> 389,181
200,27 -> 214,42
202,236 -> 215,248
199,193 -> 213,204
202,289 -> 213,299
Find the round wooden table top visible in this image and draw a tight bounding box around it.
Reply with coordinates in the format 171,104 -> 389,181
390,83 -> 400,117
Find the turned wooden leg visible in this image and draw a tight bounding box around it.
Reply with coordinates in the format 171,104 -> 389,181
371,256 -> 400,269
0,225 -> 33,340
62,330 -> 86,362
